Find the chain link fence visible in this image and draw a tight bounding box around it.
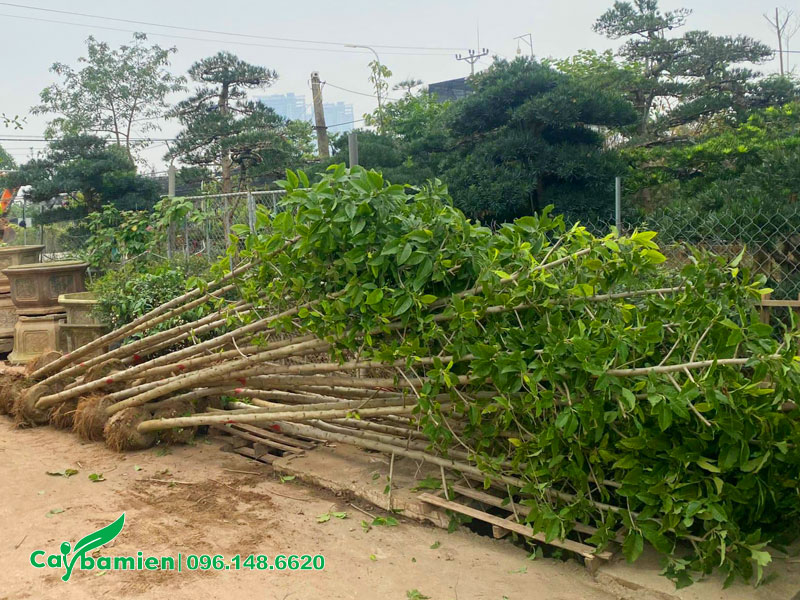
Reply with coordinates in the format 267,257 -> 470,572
19,191 -> 800,300
164,190 -> 287,262
577,208 -> 800,300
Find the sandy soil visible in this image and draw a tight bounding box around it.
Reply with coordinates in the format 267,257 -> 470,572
0,418 -> 624,600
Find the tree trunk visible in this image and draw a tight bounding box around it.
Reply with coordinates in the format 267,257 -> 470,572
535,175 -> 544,214
219,82 -> 232,194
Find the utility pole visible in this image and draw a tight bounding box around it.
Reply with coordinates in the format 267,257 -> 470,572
348,132 -> 359,167
455,48 -> 489,76
514,33 -> 533,58
310,71 -> 330,159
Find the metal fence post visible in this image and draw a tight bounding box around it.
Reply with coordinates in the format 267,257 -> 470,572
204,197 -> 211,260
615,176 -> 622,232
167,164 -> 176,260
247,190 -> 256,234
348,132 -> 359,167
224,195 -> 234,272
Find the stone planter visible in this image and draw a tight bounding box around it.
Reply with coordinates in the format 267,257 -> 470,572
58,291 -> 102,325
58,323 -> 109,358
0,245 -> 44,293
0,293 -> 17,337
8,313 -> 65,364
3,260 -> 88,315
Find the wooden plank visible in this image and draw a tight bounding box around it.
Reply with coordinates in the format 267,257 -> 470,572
452,484 -> 624,544
760,299 -> 800,307
492,514 -> 515,539
232,446 -> 275,464
225,422 -> 316,449
418,493 -> 612,560
210,424 -> 303,454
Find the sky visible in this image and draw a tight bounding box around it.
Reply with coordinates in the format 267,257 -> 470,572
0,0 -> 794,170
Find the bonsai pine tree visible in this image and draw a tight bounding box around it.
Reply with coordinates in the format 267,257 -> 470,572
169,52 -> 290,192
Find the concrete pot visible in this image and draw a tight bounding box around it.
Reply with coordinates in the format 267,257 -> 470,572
8,313 -> 66,364
3,260 -> 88,315
58,291 -> 101,325
58,323 -> 109,358
0,293 -> 17,337
0,245 -> 44,293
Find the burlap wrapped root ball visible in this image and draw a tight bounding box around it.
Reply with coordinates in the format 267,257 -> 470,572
151,399 -> 197,445
12,382 -> 56,427
103,406 -> 156,452
72,395 -> 113,441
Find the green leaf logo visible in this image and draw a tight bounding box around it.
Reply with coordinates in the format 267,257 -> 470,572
61,513 -> 125,582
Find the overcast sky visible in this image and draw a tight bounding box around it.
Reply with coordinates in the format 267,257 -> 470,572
0,0 -> 793,170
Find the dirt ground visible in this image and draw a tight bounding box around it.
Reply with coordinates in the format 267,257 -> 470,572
0,418 -> 627,600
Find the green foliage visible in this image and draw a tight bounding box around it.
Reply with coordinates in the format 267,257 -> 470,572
83,205 -> 159,269
627,102 -> 800,296
0,134 -> 159,221
32,33 -> 185,159
593,0 -> 786,137
440,57 -> 636,222
0,143 -> 16,170
222,165 -> 800,586
169,52 -> 300,191
90,260 -> 207,330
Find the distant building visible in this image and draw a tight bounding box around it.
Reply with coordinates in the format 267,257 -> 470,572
256,93 -> 309,122
256,93 -> 355,134
428,77 -> 472,102
323,101 -> 355,134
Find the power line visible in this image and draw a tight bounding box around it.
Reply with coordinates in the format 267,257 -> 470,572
0,10 -> 456,56
0,2 -> 470,52
323,81 -> 401,101
326,117 -> 366,128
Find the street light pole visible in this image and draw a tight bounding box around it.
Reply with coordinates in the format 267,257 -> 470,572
345,44 -> 384,133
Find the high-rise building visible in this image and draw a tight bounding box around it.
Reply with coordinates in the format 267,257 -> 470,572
255,93 -> 309,122
323,102 -> 355,134
256,94 -> 355,133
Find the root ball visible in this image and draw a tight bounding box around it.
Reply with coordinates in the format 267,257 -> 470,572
12,383 -> 55,427
73,395 -> 113,441
152,399 -> 196,445
104,407 -> 157,452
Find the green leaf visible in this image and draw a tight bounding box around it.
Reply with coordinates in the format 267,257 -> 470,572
88,473 -> 106,482
429,541 -> 441,549
365,289 -> 384,305
392,295 -> 414,316
47,469 -> 79,478
398,244 -> 413,265
696,459 -> 720,473
623,532 -> 644,562
350,218 -> 366,235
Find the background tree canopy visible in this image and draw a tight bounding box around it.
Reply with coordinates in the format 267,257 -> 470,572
169,52 -> 300,193
0,134 -> 159,223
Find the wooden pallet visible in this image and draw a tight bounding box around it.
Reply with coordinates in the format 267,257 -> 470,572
418,486 -> 614,573
212,421 -> 315,463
